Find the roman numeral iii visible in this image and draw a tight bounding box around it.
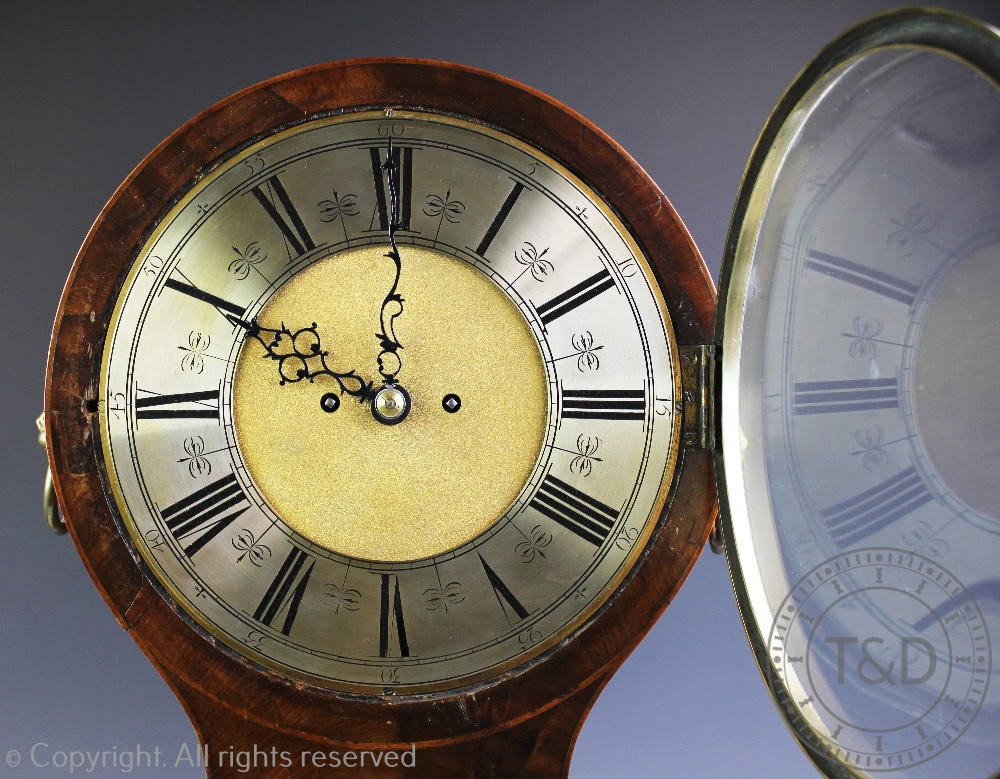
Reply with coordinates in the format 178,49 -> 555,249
793,378 -> 898,415
562,388 -> 645,421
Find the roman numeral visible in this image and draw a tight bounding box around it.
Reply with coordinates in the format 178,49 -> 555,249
793,378 -> 898,415
135,389 -> 220,420
160,473 -> 250,557
562,388 -> 645,421
478,554 -> 529,621
163,278 -> 247,321
475,181 -> 525,257
378,573 -> 410,658
529,474 -> 619,546
250,174 -> 316,257
822,466 -> 935,548
535,269 -> 616,325
368,146 -> 413,231
253,547 -> 315,636
806,250 -> 919,305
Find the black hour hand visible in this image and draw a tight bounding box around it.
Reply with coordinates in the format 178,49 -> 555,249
239,318 -> 372,400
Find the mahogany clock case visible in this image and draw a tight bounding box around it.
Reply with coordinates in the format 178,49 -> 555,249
45,55 -> 717,761
8,2 -> 999,777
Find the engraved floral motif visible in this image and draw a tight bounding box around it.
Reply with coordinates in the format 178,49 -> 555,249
847,317 -> 883,360
887,204 -> 939,256
423,581 -> 464,612
318,189 -> 359,244
228,242 -> 267,281
232,529 -> 271,567
569,435 -> 602,477
423,188 -> 465,244
851,426 -> 890,471
514,241 -> 553,282
178,330 -> 211,374
571,331 -> 603,372
178,435 -> 211,478
324,583 -> 362,613
515,524 -> 553,563
902,519 -> 951,558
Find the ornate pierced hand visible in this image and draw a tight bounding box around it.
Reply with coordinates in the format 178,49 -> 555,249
375,135 -> 405,384
240,318 -> 372,401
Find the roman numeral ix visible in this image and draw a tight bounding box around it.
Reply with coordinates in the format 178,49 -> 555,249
529,474 -> 619,546
135,389 -> 220,420
822,466 -> 934,547
161,473 -> 250,557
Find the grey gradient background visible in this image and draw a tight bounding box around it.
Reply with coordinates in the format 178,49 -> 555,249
3,2 -> 997,777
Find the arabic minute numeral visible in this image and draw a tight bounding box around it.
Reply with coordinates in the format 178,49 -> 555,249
616,256 -> 638,278
142,254 -> 164,278
144,528 -> 166,551
243,154 -> 264,177
108,392 -> 126,419
615,526 -> 639,550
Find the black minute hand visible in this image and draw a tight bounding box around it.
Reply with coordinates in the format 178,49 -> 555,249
374,135 -> 405,384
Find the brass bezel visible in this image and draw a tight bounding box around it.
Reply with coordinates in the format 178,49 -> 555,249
715,8 -> 1000,776
97,108 -> 684,695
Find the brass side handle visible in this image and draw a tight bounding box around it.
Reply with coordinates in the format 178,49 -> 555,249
36,413 -> 67,536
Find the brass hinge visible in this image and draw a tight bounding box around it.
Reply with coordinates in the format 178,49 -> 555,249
678,344 -> 717,451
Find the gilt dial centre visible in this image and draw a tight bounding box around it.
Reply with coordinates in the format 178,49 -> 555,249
232,244 -> 549,561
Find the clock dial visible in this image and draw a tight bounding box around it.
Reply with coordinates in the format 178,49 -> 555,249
720,23 -> 1000,776
99,110 -> 681,692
